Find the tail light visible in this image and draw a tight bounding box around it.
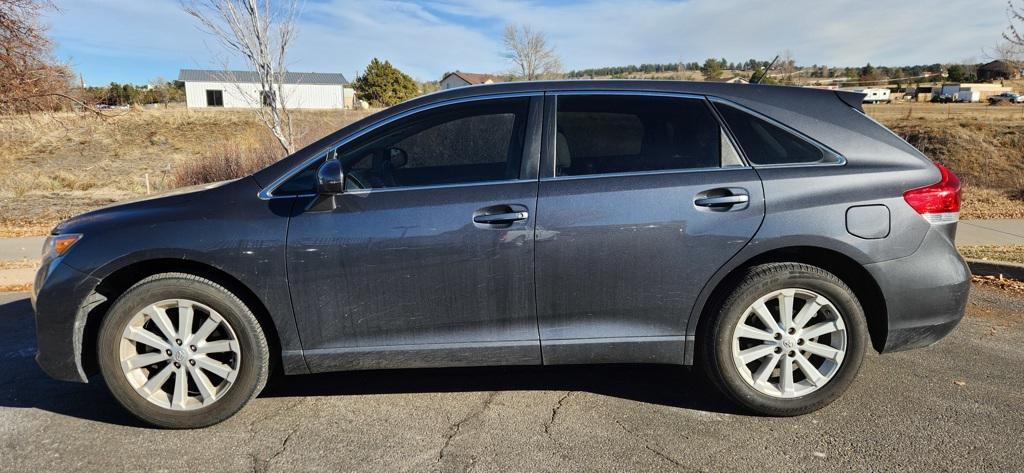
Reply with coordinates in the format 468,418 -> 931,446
903,162 -> 960,223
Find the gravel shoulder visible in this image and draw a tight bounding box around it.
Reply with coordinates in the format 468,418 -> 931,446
0,285 -> 1022,472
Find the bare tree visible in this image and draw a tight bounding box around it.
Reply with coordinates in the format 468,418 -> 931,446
988,41 -> 1023,68
503,24 -> 561,81
182,0 -> 299,154
1007,0 -> 1024,47
148,76 -> 171,108
776,49 -> 797,84
0,0 -> 78,114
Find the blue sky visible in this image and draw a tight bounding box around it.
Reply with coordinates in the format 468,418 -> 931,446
49,0 -> 1012,86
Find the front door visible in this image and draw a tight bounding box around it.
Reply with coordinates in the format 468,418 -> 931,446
535,93 -> 765,364
285,95 -> 543,371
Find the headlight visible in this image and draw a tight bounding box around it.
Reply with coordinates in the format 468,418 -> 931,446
43,234 -> 82,259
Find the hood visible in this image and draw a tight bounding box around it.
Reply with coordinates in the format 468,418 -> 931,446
52,179 -> 238,235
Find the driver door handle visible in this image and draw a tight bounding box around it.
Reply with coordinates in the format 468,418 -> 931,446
473,204 -> 529,228
474,211 -> 528,224
694,195 -> 749,207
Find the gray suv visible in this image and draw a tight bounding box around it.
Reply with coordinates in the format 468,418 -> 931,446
33,81 -> 970,428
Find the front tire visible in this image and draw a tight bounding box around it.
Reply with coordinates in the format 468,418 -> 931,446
700,263 -> 868,416
97,273 -> 269,428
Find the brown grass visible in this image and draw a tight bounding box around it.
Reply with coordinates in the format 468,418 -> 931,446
961,186 -> 1024,219
959,246 -> 1024,264
866,103 -> 1024,220
0,283 -> 32,292
173,141 -> 282,187
0,259 -> 39,270
0,107 -> 375,236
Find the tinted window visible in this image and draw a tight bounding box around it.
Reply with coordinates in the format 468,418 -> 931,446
555,95 -> 722,176
341,98 -> 529,189
275,98 -> 529,194
205,90 -> 223,107
715,103 -> 826,165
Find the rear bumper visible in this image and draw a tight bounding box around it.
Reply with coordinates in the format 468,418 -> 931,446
33,261 -> 103,383
865,225 -> 970,352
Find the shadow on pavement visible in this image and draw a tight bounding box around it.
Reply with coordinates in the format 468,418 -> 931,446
0,295 -> 145,427
262,363 -> 741,415
0,293 -> 742,428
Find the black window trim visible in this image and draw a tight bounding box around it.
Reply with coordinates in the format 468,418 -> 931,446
540,90 -> 751,181
707,96 -> 847,169
258,92 -> 543,199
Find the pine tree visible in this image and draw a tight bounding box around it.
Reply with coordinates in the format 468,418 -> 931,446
353,58 -> 419,107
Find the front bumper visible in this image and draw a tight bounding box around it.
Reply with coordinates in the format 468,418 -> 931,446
33,260 -> 103,383
865,225 -> 971,352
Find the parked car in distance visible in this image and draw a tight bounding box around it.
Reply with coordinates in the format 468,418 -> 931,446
987,92 -> 1024,104
33,81 -> 970,428
932,94 -> 956,103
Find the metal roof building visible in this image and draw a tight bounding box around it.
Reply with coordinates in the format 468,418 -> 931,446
178,69 -> 353,109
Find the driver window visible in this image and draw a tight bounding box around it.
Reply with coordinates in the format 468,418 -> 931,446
339,97 -> 530,190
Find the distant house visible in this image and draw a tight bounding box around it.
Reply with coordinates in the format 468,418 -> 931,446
178,69 -> 353,109
707,77 -> 750,85
976,60 -> 1021,81
439,71 -> 500,90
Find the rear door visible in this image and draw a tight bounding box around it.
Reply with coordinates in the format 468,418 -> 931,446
535,92 -> 765,364
284,95 -> 544,371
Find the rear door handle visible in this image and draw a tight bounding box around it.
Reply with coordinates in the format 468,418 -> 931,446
474,211 -> 529,224
473,204 -> 529,228
694,195 -> 749,207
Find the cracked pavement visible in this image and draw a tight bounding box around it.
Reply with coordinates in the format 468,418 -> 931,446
1,285 -> 1022,472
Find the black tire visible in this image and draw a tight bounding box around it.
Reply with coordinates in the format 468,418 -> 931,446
97,273 -> 269,428
699,263 -> 868,416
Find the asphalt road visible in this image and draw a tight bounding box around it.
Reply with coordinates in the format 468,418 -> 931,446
0,286 -> 1022,472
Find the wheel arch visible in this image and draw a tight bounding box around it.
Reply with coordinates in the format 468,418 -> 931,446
80,259 -> 285,377
688,245 -> 888,363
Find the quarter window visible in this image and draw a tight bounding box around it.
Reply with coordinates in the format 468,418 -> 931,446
714,103 -> 831,165
554,95 -> 726,176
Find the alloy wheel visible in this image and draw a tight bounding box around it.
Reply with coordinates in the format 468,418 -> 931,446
730,288 -> 847,398
118,299 -> 242,410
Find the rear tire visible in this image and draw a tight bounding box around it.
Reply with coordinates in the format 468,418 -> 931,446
97,273 -> 269,428
700,263 -> 868,416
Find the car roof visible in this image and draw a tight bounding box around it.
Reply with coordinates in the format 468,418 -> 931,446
402,80 -> 862,111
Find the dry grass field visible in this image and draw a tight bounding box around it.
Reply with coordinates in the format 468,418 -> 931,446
866,103 -> 1024,220
0,107 -> 374,236
0,101 -> 1021,237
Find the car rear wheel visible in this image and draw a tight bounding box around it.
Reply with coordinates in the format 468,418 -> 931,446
97,273 -> 269,428
700,263 -> 868,416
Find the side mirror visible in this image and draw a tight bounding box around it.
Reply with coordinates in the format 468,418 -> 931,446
316,159 -> 344,195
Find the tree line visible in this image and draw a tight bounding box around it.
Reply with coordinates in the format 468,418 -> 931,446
78,81 -> 186,107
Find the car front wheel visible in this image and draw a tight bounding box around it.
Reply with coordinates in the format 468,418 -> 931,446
701,263 -> 868,416
97,273 -> 270,428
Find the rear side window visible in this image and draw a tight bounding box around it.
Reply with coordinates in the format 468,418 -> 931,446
715,103 -> 832,165
555,95 -> 726,176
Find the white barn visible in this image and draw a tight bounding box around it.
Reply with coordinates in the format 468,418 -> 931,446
178,69 -> 353,109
